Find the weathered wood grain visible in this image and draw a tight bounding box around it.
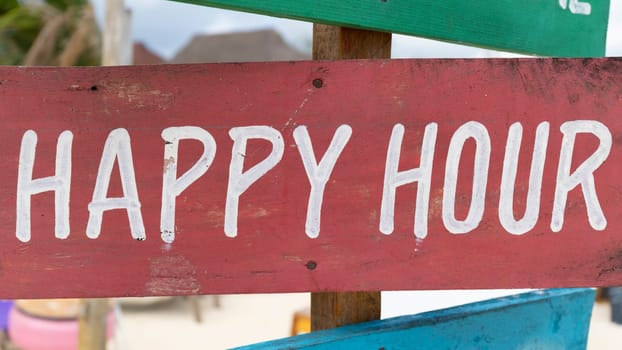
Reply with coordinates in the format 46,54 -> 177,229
77,299 -> 108,350
1,59 -> 622,298
311,292 -> 381,331
236,289 -> 595,349
171,0 -> 609,57
312,25 -> 391,60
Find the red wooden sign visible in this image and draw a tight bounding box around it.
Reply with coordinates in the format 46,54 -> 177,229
1,58 -> 621,298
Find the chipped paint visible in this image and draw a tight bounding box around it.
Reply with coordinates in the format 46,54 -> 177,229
146,255 -> 200,295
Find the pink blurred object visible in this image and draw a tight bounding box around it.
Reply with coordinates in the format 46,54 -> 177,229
8,307 -> 115,350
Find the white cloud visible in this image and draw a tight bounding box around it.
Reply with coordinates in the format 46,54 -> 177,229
126,0 -> 161,9
391,34 -> 523,59
202,12 -> 239,34
606,0 -> 622,56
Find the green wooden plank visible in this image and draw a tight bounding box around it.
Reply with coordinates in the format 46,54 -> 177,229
168,0 -> 609,57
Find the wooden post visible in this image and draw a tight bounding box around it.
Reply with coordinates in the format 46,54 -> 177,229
78,299 -> 108,350
310,24 -> 390,331
312,25 -> 391,60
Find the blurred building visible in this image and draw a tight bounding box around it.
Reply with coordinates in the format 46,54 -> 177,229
133,42 -> 164,64
170,29 -> 309,63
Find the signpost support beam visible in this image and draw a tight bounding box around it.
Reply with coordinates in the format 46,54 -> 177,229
311,292 -> 382,330
78,299 -> 108,350
312,24 -> 391,60
310,23 -> 390,331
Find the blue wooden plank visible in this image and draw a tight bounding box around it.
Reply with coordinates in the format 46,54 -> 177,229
234,289 -> 595,350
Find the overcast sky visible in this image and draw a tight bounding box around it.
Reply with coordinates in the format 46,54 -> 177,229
91,0 -> 622,60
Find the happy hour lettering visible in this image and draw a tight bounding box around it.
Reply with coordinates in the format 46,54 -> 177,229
15,120 -> 611,243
